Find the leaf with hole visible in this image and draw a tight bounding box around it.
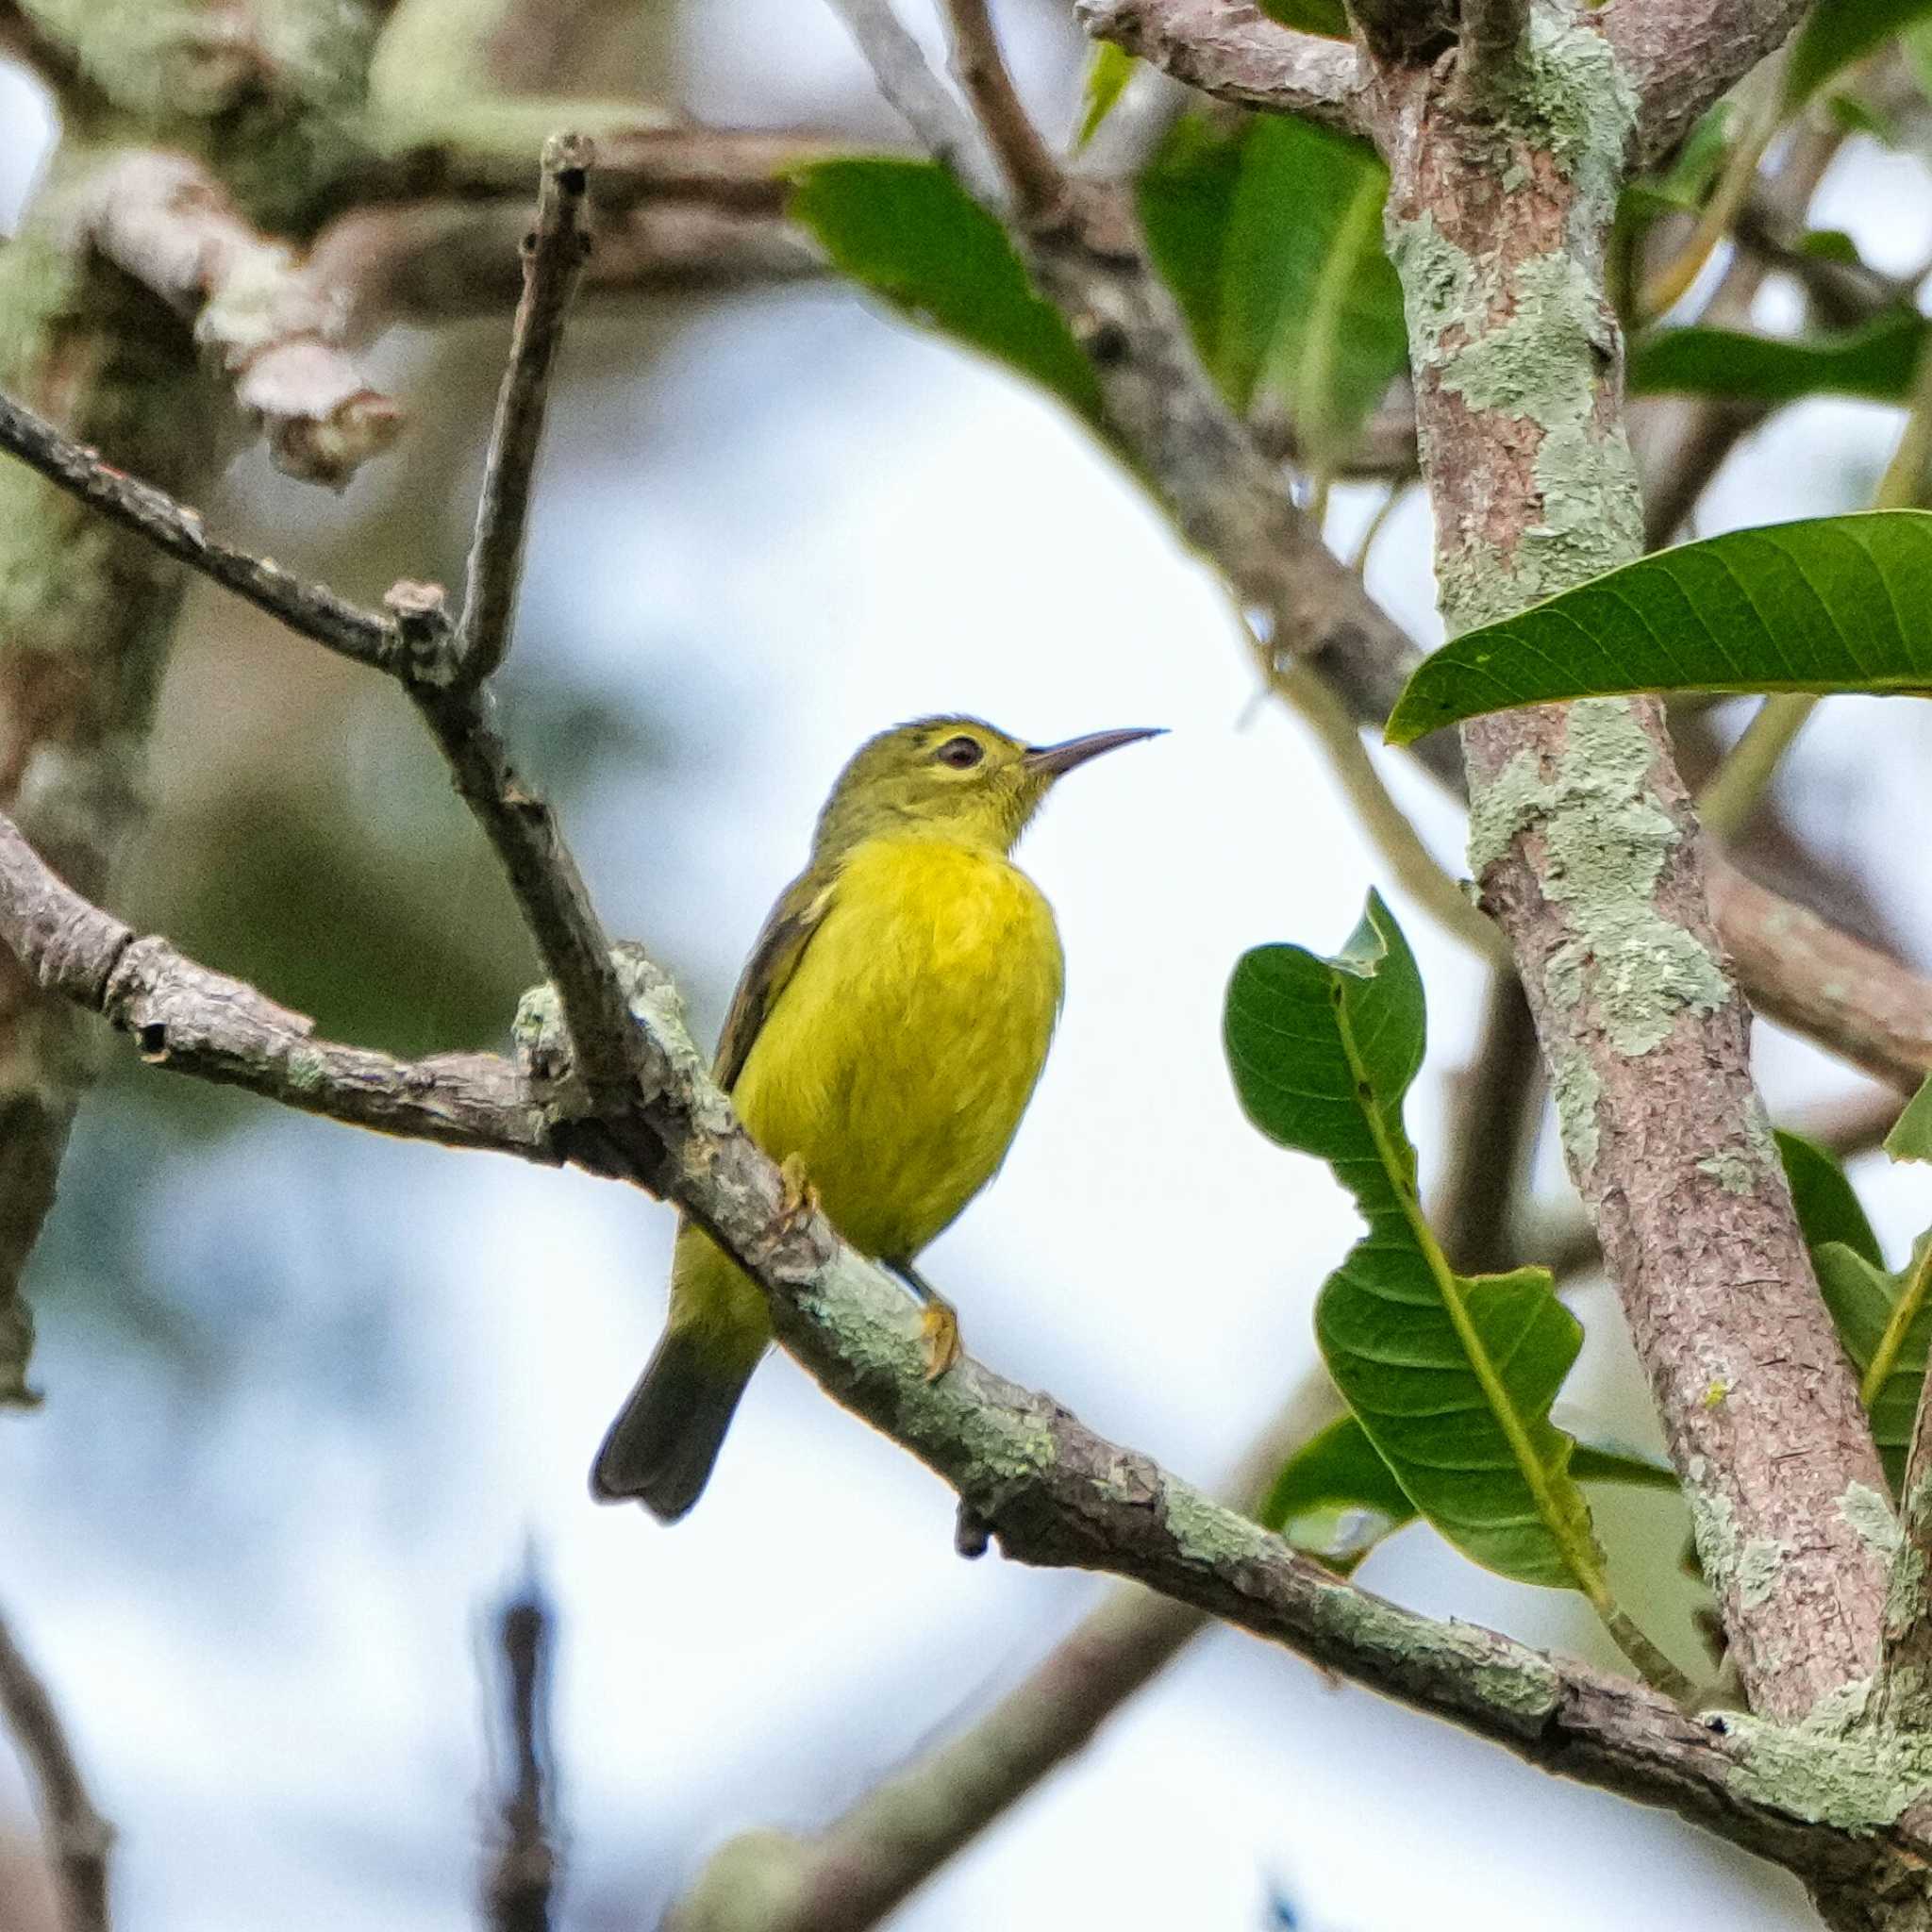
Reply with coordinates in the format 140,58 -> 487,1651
1225,893 -> 1610,1593
1261,1411 -> 1679,1574
1385,512 -> 1932,743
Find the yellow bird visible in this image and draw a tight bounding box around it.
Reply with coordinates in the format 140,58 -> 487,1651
591,715 -> 1161,1521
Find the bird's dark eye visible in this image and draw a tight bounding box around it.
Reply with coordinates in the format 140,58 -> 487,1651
936,735 -> 984,770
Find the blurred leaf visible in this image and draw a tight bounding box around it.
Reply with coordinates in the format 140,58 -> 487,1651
1139,115 -> 1248,350
1888,1076 -> 1932,1162
1818,1235 -> 1932,1486
1787,0 -> 1932,109
1261,1411 -> 1679,1573
1779,1129 -> 1885,1267
790,158 -> 1103,425
1824,88 -> 1900,142
1630,312 -> 1925,405
1216,120 -> 1408,460
1140,116 -> 1407,463
1386,512 -> 1932,742
1225,893 -> 1607,1592
1076,42 -> 1137,148
1798,228 -> 1866,264
1621,98 -> 1735,221
1255,0 -> 1350,34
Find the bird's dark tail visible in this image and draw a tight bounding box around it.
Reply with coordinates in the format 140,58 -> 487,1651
590,1328 -> 757,1522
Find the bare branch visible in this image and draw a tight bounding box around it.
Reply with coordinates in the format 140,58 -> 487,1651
1074,0 -> 1367,132
0,391 -> 400,675
1874,1385 -> 1932,1734
354,125 -> 850,209
1707,862 -> 1932,1093
1436,967 -> 1542,1275
483,1569 -> 560,1932
456,134 -> 593,689
824,0 -> 998,198
0,1608 -> 111,1932
71,152 -> 402,488
941,0 -> 1070,216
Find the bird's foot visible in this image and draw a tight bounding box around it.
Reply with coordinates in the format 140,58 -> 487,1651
777,1152 -> 819,1222
919,1299 -> 961,1381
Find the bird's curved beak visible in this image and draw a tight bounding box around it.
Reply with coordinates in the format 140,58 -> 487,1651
1023,726 -> 1165,778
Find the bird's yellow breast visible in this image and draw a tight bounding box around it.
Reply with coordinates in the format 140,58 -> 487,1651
729,834 -> 1064,1262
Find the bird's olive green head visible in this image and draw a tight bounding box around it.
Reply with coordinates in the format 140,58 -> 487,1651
811,716 -> 1162,859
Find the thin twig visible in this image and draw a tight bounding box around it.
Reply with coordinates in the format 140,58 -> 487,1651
483,1568 -> 560,1932
457,135 -> 594,690
0,1609 -> 112,1932
0,391 -> 400,673
941,0 -> 1070,217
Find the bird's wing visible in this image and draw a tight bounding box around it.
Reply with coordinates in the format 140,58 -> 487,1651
712,868 -> 837,1090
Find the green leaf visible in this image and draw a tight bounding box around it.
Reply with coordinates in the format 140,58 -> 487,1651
1225,893 -> 1608,1592
1778,1129 -> 1885,1268
1139,115 -> 1247,355
1888,1076 -> 1932,1163
1385,511 -> 1932,743
789,158 -> 1103,426
1254,0 -> 1351,36
1630,312 -> 1925,407
1261,1415 -> 1417,1571
1076,42 -> 1137,149
1818,1236 -> 1932,1484
1215,120 -> 1408,460
1787,0 -> 1932,110
1260,1412 -> 1678,1573
1138,116 -> 1407,464
1621,98 -> 1735,221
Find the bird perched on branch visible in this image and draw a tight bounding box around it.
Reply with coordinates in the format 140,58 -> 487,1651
591,714 -> 1161,1522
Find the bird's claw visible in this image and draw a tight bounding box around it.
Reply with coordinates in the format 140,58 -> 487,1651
778,1153 -> 818,1221
920,1300 -> 961,1381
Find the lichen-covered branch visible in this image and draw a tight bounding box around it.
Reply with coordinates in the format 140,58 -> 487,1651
1366,14 -> 1888,1719
1074,0 -> 1367,131
0,1607 -> 112,1932
69,149 -> 402,486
